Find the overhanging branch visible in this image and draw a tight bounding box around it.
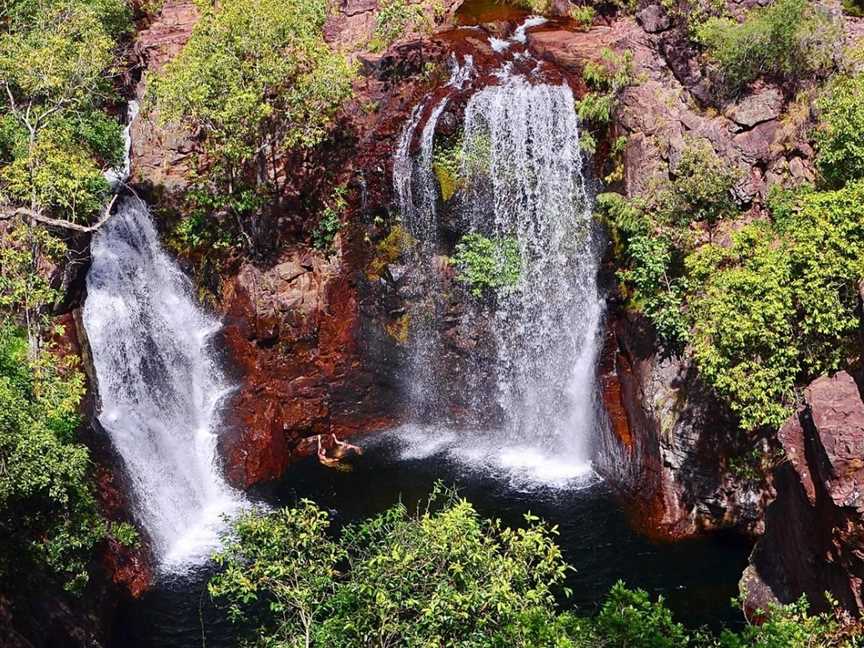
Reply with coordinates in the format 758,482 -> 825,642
0,194 -> 118,233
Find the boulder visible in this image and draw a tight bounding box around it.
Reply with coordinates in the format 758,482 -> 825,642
637,5 -> 671,33
743,371 -> 864,615
725,86 -> 784,128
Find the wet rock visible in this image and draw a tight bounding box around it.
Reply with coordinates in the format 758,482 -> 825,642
597,311 -> 769,539
726,86 -> 783,128
743,371 -> 864,615
637,5 -> 671,33
219,248 -> 401,487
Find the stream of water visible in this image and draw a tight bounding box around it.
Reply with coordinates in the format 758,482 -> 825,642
84,198 -> 246,572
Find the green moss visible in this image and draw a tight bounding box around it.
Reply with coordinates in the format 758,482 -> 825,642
384,313 -> 411,344
366,225 -> 416,280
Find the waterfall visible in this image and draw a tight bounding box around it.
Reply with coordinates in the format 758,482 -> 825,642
83,198 -> 246,572
462,75 -> 604,474
104,100 -> 139,189
384,61 -> 604,489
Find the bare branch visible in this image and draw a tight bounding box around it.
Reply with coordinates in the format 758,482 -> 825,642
0,194 -> 118,233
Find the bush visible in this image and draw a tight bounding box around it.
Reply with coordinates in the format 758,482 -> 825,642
696,0 -> 838,94
209,490 -> 864,647
370,0 -> 444,52
0,0 -> 130,222
596,139 -> 738,354
577,48 -> 635,154
815,72 -> 864,188
688,181 -> 864,431
210,487 -> 574,647
152,0 -> 356,250
452,232 -> 522,298
0,325 -> 106,593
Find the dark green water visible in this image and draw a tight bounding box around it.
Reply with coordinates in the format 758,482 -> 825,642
110,433 -> 752,647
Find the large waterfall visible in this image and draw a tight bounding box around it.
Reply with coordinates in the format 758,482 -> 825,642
83,198 -> 245,571
387,57 -> 605,489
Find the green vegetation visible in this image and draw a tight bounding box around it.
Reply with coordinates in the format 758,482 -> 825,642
815,72 -> 864,188
0,0 -> 130,221
370,0 -> 446,52
152,0 -> 355,251
570,5 -> 597,31
598,138 -> 739,354
695,0 -> 838,94
210,490 -> 864,647
0,325 -> 108,592
601,133 -> 864,432
312,185 -> 348,252
0,0 -> 131,349
576,48 -> 635,155
452,232 -> 522,298
366,224 -> 416,280
433,135 -> 464,202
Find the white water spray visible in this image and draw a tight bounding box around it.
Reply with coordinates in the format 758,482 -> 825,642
385,63 -> 604,489
83,198 -> 246,572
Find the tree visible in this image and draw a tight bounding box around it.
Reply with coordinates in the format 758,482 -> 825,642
0,0 -> 130,351
209,487 -> 574,647
0,324 -> 105,592
151,0 -> 356,252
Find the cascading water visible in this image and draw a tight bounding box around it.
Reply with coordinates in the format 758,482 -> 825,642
460,76 -> 604,480
384,40 -> 605,489
83,198 -> 246,572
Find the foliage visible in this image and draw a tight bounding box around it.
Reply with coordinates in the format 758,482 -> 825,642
0,223 -> 66,336
696,0 -> 838,94
577,48 -> 635,154
210,486 -> 574,647
815,72 -> 864,188
668,138 -> 740,226
718,596 -> 862,648
687,223 -> 798,431
596,138 -> 738,354
370,0 -> 445,52
452,232 -> 522,298
593,582 -> 691,647
366,224 -> 416,280
433,135 -> 464,202
210,490 -> 864,647
570,4 -> 596,30
0,0 -> 129,221
0,324 -> 106,593
152,0 -> 355,250
511,0 -> 553,14
313,185 -> 347,252
688,181 -> 864,431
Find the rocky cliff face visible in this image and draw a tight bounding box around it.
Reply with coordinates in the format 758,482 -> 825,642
742,370 -> 864,615
598,311 -> 770,539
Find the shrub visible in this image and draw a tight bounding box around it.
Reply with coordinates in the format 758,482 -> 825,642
688,181 -> 864,431
0,0 -> 130,222
696,0 -> 838,94
815,72 -> 864,188
152,0 -> 356,250
688,224 -> 799,431
312,185 -> 347,252
210,487 -> 573,647
668,138 -> 740,227
570,5 -> 597,30
370,0 -> 442,52
577,48 -> 635,154
0,325 -> 107,592
452,232 -> 522,297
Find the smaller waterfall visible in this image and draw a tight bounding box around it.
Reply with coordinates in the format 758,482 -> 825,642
104,100 -> 139,189
84,198 -> 246,571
